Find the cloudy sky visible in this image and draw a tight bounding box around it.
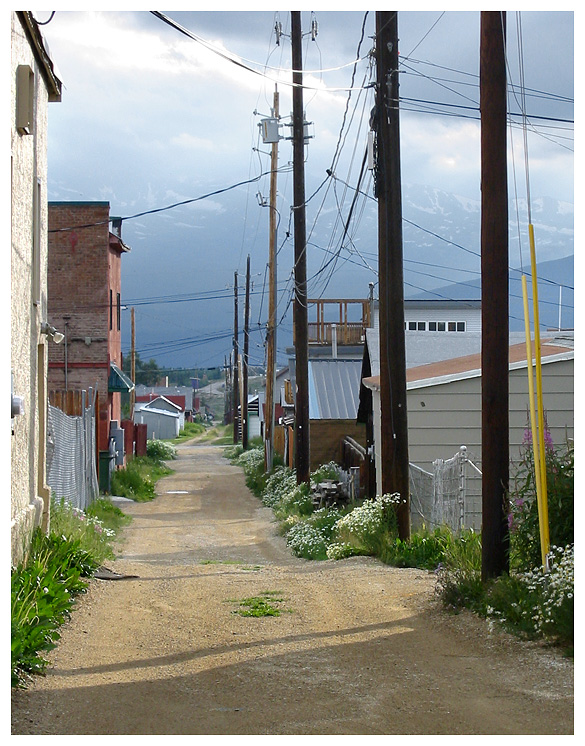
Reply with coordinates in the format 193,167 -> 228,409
32,9 -> 575,370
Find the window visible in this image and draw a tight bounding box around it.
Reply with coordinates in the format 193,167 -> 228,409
110,289 -> 113,330
457,321 -> 466,332
408,321 -> 417,331
429,321 -> 437,331
448,322 -> 457,332
117,293 -> 121,331
417,321 -> 426,331
437,322 -> 446,331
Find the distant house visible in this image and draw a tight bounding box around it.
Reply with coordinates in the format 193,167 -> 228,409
360,335 -> 574,498
11,12 -> 62,563
136,393 -> 186,430
403,298 -> 482,335
47,202 -> 133,477
240,393 -> 264,441
135,395 -> 184,433
134,399 -> 181,441
134,385 -> 196,421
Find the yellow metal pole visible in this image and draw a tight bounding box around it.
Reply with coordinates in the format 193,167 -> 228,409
522,275 -> 547,568
528,224 -> 550,566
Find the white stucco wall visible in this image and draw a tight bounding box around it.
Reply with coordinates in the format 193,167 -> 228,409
10,13 -> 54,563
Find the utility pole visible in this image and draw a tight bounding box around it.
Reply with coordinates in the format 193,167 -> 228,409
291,11 -> 310,485
480,11 -> 509,580
130,307 -> 136,419
223,355 -> 229,425
233,271 -> 240,444
242,255 -> 251,450
375,11 -> 410,540
265,86 -> 279,473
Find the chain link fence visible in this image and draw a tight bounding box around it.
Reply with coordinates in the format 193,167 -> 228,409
46,392 -> 99,511
410,446 -> 483,533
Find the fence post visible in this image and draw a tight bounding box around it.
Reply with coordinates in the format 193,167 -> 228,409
458,445 -> 468,532
432,458 -> 443,528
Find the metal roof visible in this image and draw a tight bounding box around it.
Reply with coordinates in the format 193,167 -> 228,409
308,359 -> 363,420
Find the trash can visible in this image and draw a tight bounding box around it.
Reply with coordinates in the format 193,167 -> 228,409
99,450 -> 115,493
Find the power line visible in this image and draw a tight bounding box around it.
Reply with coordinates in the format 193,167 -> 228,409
150,10 -> 372,92
48,169 -> 281,234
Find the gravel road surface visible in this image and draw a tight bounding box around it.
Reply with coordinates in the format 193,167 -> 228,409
11,442 -> 574,735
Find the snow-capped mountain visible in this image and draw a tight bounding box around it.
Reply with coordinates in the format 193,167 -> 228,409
401,184 -> 574,297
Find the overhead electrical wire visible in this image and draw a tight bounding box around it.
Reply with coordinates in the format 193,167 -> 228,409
52,12 -> 571,364
150,10 -> 372,92
48,169 -> 288,234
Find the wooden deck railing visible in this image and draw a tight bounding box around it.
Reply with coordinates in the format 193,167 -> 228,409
294,298 -> 371,346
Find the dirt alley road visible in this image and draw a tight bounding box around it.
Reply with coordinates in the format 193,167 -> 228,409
11,442 -> 574,735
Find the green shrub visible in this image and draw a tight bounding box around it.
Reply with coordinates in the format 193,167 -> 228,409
86,497 -> 132,535
384,526 -> 453,570
326,541 -> 358,560
224,443 -> 244,461
509,438 -> 573,571
146,439 -> 177,462
310,461 -> 341,485
262,466 -> 298,509
434,530 -> 485,612
273,482 -> 313,520
50,497 -> 129,565
172,422 -> 206,443
334,493 -> 403,556
110,456 -> 171,501
485,544 -> 574,647
285,522 -> 329,560
11,530 -> 99,687
236,446 -> 267,497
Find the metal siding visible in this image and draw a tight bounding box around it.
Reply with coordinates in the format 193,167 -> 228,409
405,358 -> 573,472
309,359 -> 362,420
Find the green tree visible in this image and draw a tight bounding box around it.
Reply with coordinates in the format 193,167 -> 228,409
122,351 -> 162,387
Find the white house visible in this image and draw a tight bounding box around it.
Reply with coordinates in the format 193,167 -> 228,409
140,395 -> 185,431
11,12 -> 62,563
361,335 -> 574,499
134,397 -> 181,441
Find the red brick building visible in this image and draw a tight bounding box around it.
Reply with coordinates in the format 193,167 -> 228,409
47,202 -> 133,453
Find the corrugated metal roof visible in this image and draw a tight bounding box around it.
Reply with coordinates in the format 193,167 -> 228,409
308,359 -> 363,420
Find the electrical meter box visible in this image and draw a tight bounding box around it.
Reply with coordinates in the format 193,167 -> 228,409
261,118 -> 280,144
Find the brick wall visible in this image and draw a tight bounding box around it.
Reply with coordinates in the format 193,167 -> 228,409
47,202 -> 124,451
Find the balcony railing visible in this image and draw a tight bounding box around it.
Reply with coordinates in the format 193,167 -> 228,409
294,299 -> 371,346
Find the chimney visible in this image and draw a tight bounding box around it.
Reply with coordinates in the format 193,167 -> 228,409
111,217 -> 122,238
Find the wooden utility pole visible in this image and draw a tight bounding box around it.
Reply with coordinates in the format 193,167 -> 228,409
130,307 -> 136,419
233,271 -> 240,444
265,86 -> 279,473
480,11 -> 509,580
242,255 -> 251,450
223,355 -> 229,425
291,11 -> 310,485
375,11 -> 410,540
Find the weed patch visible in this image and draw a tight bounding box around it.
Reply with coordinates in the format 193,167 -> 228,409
229,591 -> 287,617
110,455 -> 172,501
11,496 -> 131,687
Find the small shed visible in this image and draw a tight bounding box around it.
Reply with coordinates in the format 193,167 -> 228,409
138,395 -> 184,431
308,358 -> 366,471
133,401 -> 180,440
